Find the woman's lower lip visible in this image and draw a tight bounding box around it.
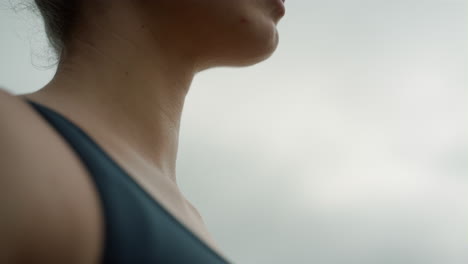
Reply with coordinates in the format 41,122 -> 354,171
273,0 -> 286,17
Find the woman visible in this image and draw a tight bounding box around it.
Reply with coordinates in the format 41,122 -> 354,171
0,0 -> 286,263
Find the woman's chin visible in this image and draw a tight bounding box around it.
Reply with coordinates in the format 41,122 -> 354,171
243,19 -> 279,61
216,29 -> 279,68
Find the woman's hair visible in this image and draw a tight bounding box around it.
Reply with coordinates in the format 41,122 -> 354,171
33,0 -> 78,61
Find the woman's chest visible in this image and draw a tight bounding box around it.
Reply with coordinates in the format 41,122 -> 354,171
94,144 -> 228,260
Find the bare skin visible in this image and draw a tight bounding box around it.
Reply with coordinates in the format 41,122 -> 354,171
2,0 -> 285,262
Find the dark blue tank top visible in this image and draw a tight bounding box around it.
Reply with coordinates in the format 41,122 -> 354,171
25,100 -> 231,264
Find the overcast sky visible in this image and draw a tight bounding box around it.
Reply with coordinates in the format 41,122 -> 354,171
1,0 -> 467,263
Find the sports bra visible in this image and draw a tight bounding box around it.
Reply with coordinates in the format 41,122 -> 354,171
25,99 -> 231,264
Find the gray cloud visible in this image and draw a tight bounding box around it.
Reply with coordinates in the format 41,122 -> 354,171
1,0 -> 467,263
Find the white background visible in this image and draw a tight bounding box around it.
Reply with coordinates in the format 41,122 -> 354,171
1,0 -> 467,263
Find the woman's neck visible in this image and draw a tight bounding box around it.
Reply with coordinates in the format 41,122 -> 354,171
23,10 -> 199,184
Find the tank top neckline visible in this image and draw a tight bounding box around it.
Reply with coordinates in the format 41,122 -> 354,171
24,98 -> 229,263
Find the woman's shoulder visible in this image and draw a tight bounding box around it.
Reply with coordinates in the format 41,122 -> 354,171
0,87 -> 103,264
